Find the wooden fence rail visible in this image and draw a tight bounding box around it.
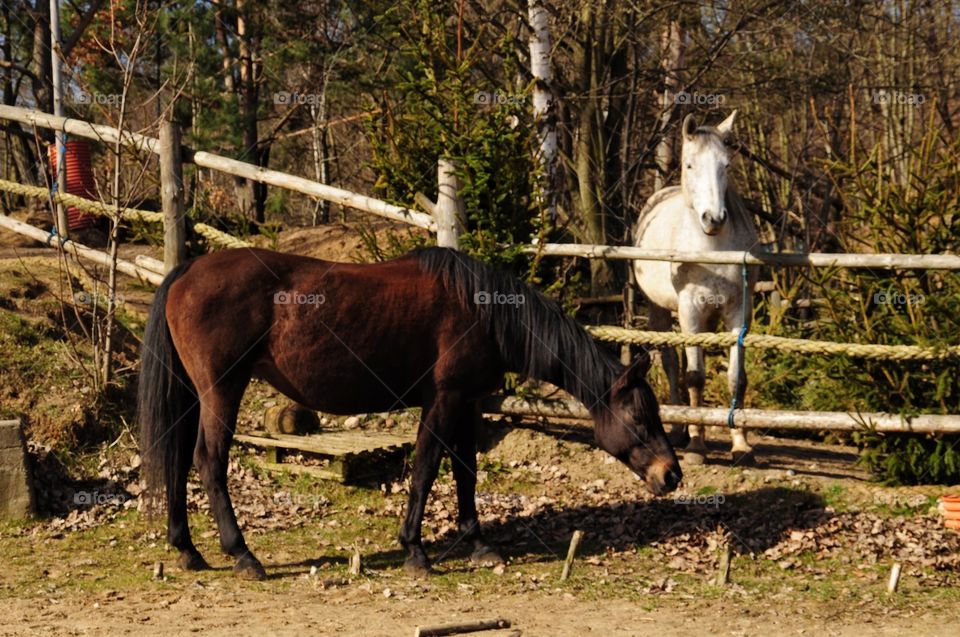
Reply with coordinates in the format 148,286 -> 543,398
0,104 -> 436,235
525,242 -> 960,271
480,396 -> 960,434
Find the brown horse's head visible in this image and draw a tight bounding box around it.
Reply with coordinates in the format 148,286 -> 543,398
596,354 -> 682,496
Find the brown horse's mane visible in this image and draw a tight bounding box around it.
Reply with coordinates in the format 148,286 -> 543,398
415,247 -> 623,413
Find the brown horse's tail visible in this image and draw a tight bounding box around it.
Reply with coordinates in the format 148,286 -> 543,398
137,261 -> 198,511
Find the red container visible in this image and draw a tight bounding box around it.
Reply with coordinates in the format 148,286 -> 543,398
48,140 -> 99,231
939,495 -> 960,531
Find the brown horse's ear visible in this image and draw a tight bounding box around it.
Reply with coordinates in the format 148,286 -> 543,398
682,114 -> 698,140
613,352 -> 652,397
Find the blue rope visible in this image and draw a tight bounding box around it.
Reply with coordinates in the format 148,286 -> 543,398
51,130 -> 69,197
727,254 -> 750,428
50,129 -> 70,236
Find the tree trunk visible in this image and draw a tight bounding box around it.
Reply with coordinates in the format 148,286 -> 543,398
527,0 -> 559,224
2,3 -> 37,186
233,0 -> 258,222
654,19 -> 684,191
572,0 -> 614,296
30,0 -> 53,137
310,86 -> 330,225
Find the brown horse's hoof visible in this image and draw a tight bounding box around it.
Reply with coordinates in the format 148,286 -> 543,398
403,557 -> 433,577
177,550 -> 211,571
234,556 -> 267,580
683,450 -> 706,466
470,545 -> 505,567
731,449 -> 756,466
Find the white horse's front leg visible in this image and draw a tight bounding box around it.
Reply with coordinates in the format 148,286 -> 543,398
678,293 -> 708,464
725,303 -> 754,464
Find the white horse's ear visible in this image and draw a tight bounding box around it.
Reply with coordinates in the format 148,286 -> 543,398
682,114 -> 698,140
716,110 -> 737,139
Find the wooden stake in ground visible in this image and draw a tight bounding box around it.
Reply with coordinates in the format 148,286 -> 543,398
887,562 -> 902,593
560,530 -> 584,581
414,618 -> 511,637
715,544 -> 732,586
348,546 -> 361,576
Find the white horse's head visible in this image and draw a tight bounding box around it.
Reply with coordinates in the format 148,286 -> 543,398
679,110 -> 737,236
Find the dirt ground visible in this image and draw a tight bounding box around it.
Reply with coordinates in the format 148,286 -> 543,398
2,217 -> 959,636
3,426 -> 960,637
0,586 -> 947,637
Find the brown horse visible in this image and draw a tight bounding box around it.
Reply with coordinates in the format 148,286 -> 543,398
138,247 -> 681,579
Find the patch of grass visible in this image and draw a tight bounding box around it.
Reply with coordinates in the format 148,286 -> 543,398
822,482 -> 847,510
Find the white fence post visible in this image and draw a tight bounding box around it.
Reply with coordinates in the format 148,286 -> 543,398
435,158 -> 465,250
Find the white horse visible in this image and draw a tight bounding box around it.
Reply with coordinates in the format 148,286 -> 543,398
632,110 -> 759,464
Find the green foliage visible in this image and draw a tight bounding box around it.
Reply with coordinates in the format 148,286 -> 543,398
364,0 -> 539,270
750,128 -> 960,484
854,431 -> 960,485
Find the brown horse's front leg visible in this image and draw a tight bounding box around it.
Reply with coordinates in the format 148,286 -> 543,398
451,406 -> 503,567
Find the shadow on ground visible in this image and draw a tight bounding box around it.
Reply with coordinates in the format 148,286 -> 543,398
264,486 -> 825,577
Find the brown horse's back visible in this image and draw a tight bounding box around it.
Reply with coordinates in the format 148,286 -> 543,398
165,249 -> 501,414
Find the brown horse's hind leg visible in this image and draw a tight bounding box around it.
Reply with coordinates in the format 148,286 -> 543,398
452,405 -> 503,567
168,405 -> 210,571
194,382 -> 266,580
398,392 -> 461,576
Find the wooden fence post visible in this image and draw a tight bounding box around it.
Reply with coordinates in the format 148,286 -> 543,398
159,120 -> 186,272
435,158 -> 465,250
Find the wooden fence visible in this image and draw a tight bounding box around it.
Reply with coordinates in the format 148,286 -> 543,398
2,103 -> 958,432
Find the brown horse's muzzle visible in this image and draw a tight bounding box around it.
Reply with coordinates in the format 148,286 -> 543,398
644,457 -> 683,496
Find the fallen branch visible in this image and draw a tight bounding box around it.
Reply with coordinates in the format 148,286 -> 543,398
414,619 -> 511,637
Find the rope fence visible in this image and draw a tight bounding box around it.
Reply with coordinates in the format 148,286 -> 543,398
0,178 -> 250,249
585,325 -> 960,361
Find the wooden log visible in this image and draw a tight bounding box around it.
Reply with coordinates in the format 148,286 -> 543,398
0,104 -> 158,154
159,120 -> 187,272
525,242 -> 960,271
560,529 -> 584,581
189,150 -> 435,230
0,214 -> 164,285
479,396 -> 960,433
134,254 -> 166,276
414,619 -> 511,637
